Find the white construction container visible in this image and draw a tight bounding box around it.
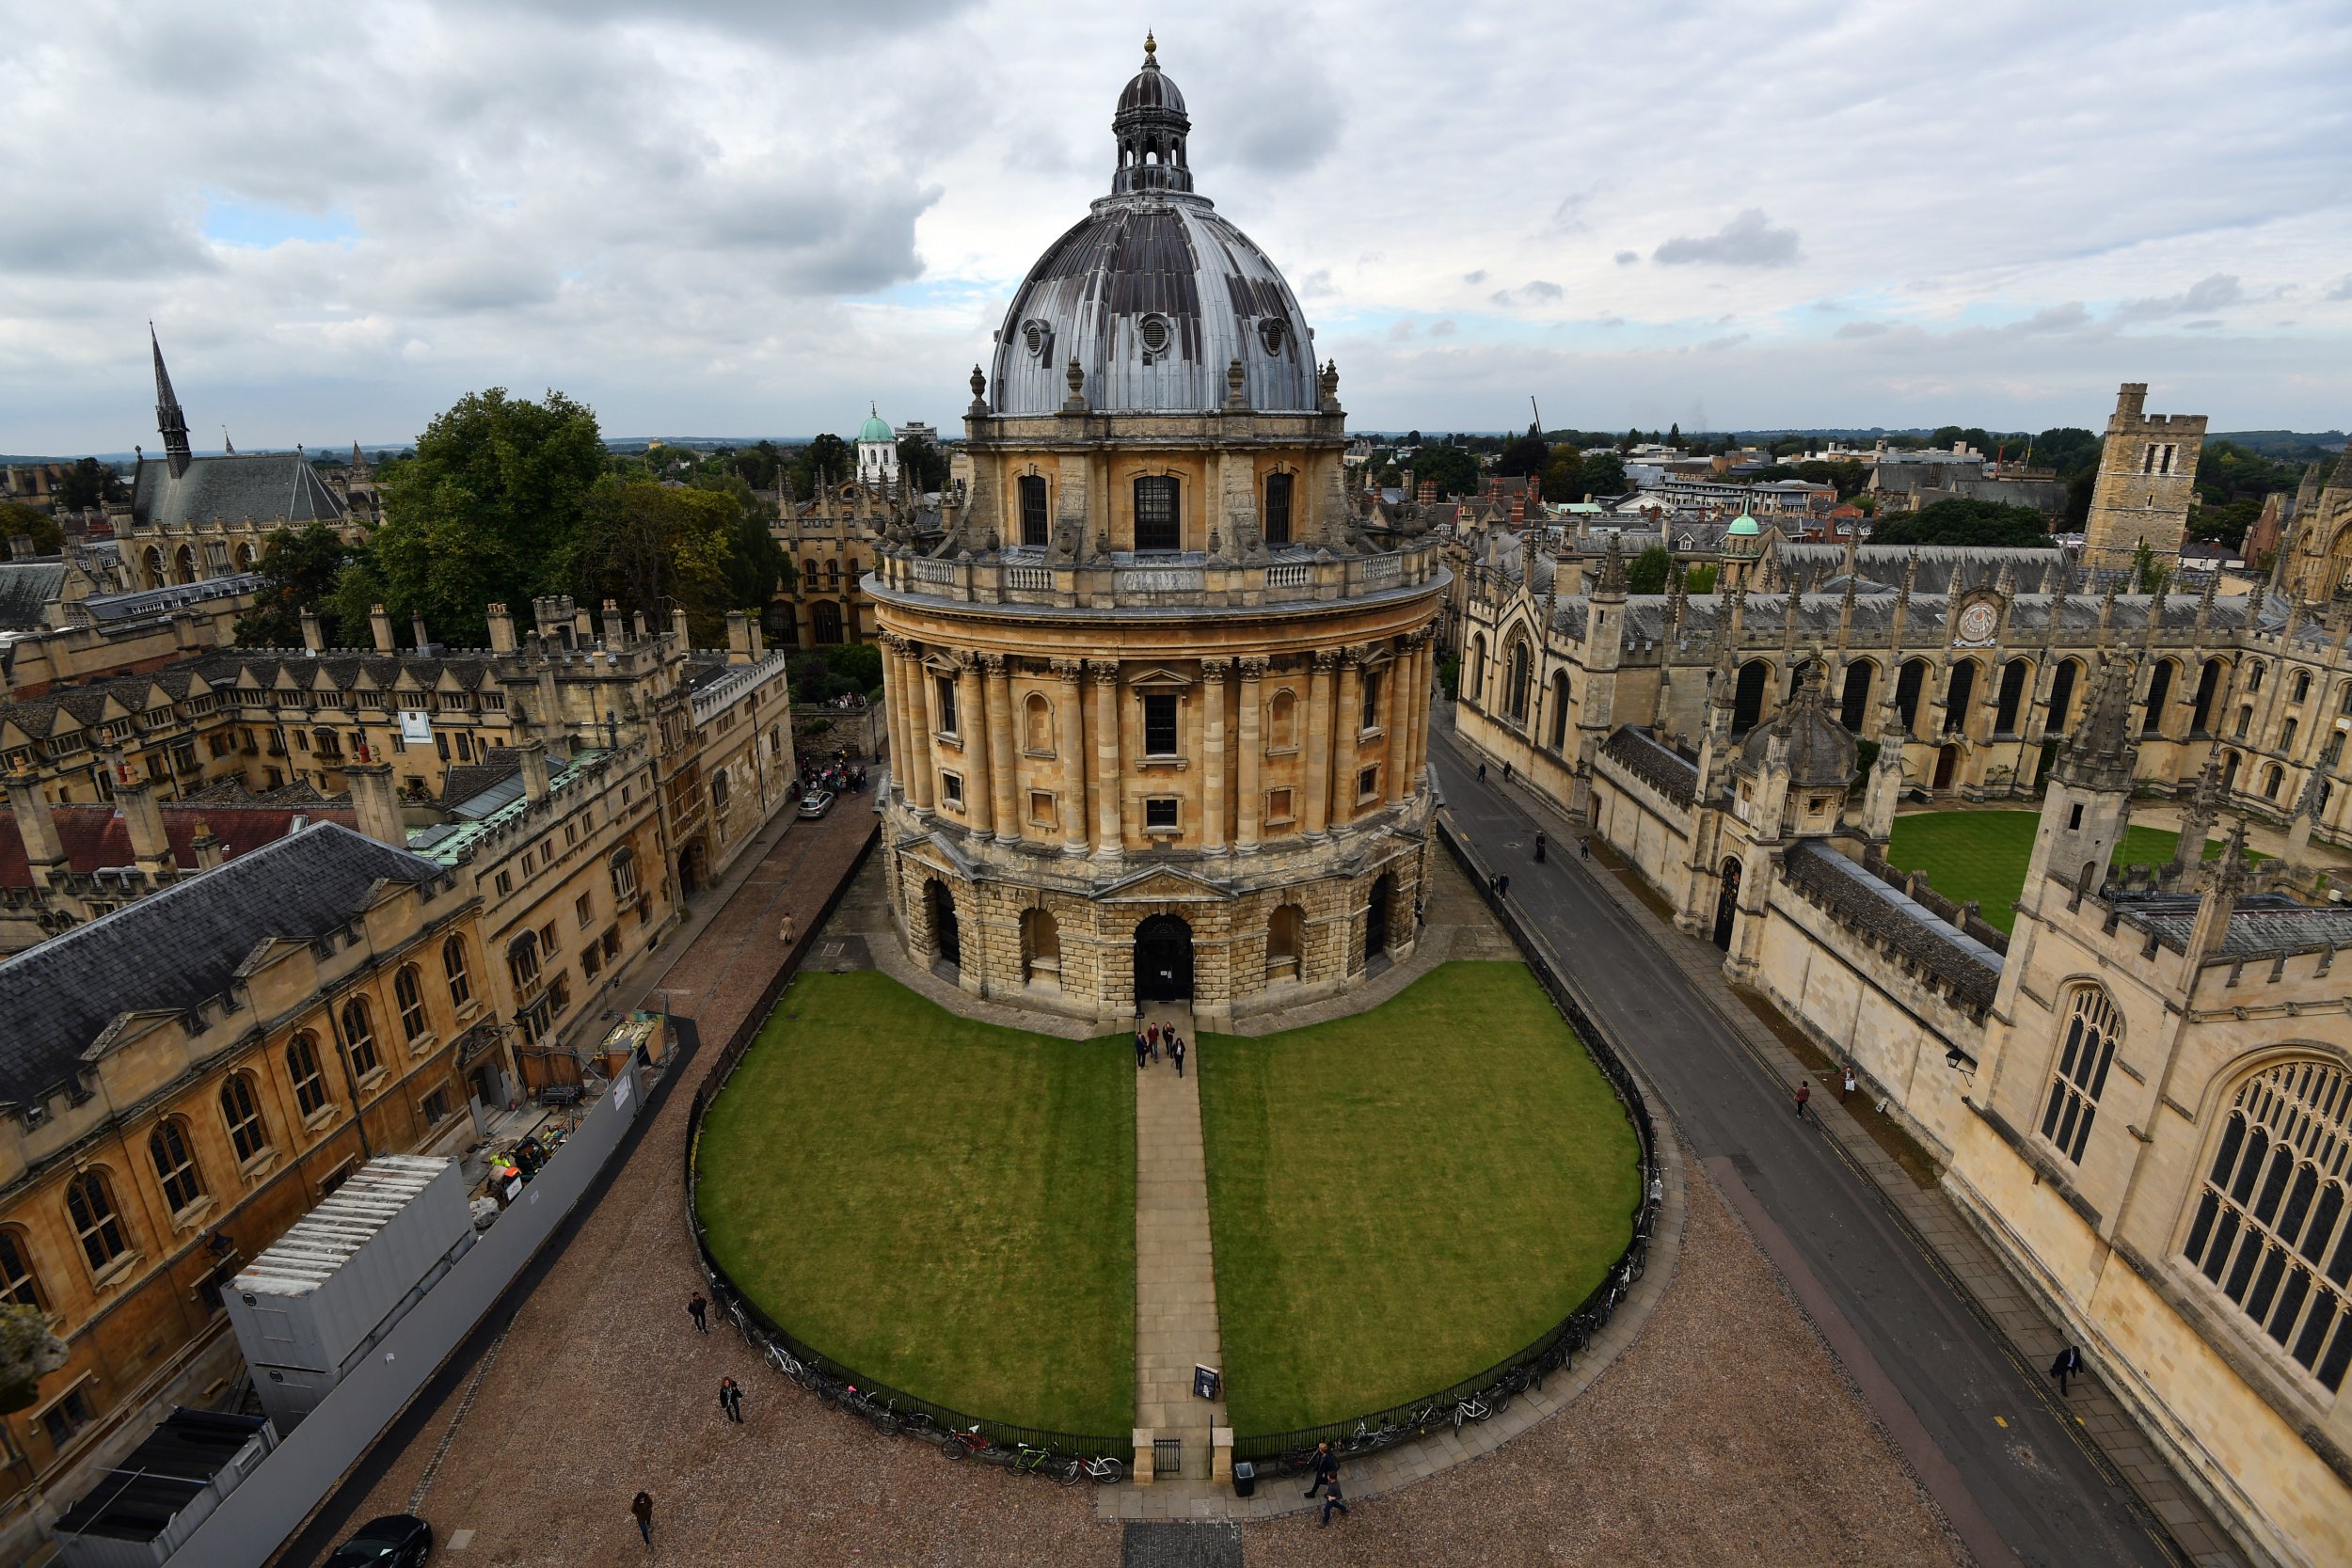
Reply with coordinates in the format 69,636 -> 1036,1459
224,1156 -> 472,1430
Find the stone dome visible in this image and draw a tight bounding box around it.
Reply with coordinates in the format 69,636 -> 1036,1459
1739,673 -> 1857,787
987,39 -> 1318,418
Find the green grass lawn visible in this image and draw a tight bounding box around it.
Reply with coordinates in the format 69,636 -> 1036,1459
1199,961 -> 1643,1436
1886,810 -> 2238,933
693,971 -> 1135,1438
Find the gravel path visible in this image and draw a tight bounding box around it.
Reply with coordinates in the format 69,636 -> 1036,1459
326,810 -> 1968,1568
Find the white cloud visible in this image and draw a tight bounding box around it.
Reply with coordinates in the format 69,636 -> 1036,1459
0,0 -> 2346,450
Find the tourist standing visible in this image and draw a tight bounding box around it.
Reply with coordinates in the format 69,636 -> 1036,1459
1304,1442 -> 1337,1497
1478,761 -> 1487,782
1841,1065 -> 1857,1101
1497,874 -> 1510,899
720,1376 -> 744,1423
1794,1081 -> 1812,1120
1136,1031 -> 1149,1070
687,1291 -> 708,1334
1580,836 -> 1591,861
1171,1036 -> 1186,1077
631,1492 -> 655,1549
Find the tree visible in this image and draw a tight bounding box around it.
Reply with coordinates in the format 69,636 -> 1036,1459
1540,445 -> 1585,502
1495,435 -> 1549,479
1869,499 -> 2054,548
1681,562 -> 1720,594
234,522 -> 359,645
1411,443 -> 1480,498
54,457 -> 123,511
2130,540 -> 2172,595
1667,421 -> 1682,450
693,472 -> 791,612
897,436 -> 950,494
792,433 -> 853,495
1580,451 -> 1628,496
561,478 -> 743,645
372,388 -> 606,645
0,1305 -> 66,1415
826,640 -> 883,693
0,501 -> 63,558
1625,544 -> 1673,594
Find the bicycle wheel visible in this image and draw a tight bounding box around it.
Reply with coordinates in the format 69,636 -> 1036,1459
1092,1457 -> 1125,1484
943,1439 -> 972,1462
1057,1459 -> 1087,1487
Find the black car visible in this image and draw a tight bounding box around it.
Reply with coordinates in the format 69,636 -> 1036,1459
325,1514 -> 432,1568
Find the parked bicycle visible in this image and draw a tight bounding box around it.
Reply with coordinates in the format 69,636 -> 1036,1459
1059,1453 -> 1124,1486
941,1425 -> 998,1462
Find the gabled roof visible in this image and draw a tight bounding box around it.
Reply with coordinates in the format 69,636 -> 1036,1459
0,562 -> 69,630
0,802 -> 358,888
0,823 -> 443,1104
129,451 -> 346,530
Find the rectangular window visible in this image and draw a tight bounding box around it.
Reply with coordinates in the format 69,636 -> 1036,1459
1263,472 -> 1293,546
1143,693 -> 1179,756
1134,476 -> 1180,551
1358,765 -> 1380,800
935,675 -> 959,735
421,1087 -> 453,1126
575,893 -> 594,928
942,771 -> 964,807
1361,672 -> 1381,732
1266,787 -> 1295,825
580,944 -> 602,980
1029,790 -> 1057,828
41,1387 -> 94,1452
1019,474 -> 1050,547
1145,797 -> 1179,832
601,927 -> 621,960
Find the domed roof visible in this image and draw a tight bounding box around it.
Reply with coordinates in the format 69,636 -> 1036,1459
858,408 -> 893,444
1738,668 -> 1856,787
1727,513 -> 1760,535
987,39 -> 1319,418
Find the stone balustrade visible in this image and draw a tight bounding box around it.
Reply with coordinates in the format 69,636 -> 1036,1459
869,540 -> 1442,614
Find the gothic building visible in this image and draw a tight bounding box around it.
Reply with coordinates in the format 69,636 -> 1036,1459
867,39 -> 1444,1024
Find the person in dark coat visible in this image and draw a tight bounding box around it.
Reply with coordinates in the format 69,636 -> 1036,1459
1320,1479 -> 1350,1527
1580,836 -> 1591,860
2050,1344 -> 2084,1396
1496,874 -> 1510,899
631,1492 -> 655,1548
720,1376 -> 743,1422
1304,1441 -> 1338,1497
1171,1036 -> 1186,1077
1136,1031 -> 1150,1070
1478,761 -> 1487,781
687,1291 -> 708,1334
1534,831 -> 1547,863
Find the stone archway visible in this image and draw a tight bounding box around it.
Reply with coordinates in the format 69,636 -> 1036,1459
1134,913 -> 1193,1004
926,879 -> 961,971
1366,872 -> 1396,962
1712,859 -> 1741,950
1934,743 -> 1961,790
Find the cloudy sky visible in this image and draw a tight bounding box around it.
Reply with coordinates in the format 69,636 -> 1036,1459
3,0 -> 2347,454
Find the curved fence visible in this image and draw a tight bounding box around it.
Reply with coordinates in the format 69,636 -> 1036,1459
1230,819 -> 1664,1471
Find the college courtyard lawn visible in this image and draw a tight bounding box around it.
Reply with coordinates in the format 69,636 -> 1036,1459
1199,961 -> 1645,1436
1886,810 -> 2234,934
693,971 -> 1136,1439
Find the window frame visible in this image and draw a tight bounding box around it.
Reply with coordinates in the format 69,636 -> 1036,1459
1019,474 -> 1050,547
287,1033 -> 330,1117
341,998 -> 381,1081
1133,475 -> 1181,552
66,1170 -> 128,1275
1263,472 -> 1294,546
2040,985 -> 2119,1164
443,935 -> 474,1009
221,1073 -> 270,1164
394,964 -> 429,1044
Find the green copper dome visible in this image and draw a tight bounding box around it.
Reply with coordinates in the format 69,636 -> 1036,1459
1727,513 -> 1760,535
858,408 -> 894,444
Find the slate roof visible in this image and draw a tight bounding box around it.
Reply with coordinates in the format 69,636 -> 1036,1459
1598,725 -> 1697,806
128,451 -> 346,530
1780,841 -> 2003,1012
2119,894 -> 2352,961
0,562 -> 67,630
0,823 -> 442,1105
0,803 -> 358,888
1774,544 -> 2067,595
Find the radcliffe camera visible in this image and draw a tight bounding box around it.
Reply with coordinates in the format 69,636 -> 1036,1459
0,8 -> 2345,1568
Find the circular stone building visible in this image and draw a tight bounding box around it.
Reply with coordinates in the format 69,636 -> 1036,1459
867,38 -> 1447,1026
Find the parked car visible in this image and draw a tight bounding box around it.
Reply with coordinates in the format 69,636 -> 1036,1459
325,1514 -> 433,1568
797,789 -> 835,819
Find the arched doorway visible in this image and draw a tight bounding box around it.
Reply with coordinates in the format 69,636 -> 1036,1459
1712,859 -> 1741,950
927,879 -> 961,970
1366,873 -> 1395,961
1732,660 -> 1769,736
1935,743 -> 1961,790
1134,914 -> 1193,1004
678,839 -> 707,896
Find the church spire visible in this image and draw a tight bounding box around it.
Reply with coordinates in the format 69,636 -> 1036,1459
151,324 -> 193,479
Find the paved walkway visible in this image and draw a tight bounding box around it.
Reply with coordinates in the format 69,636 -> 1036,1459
1132,1005 -> 1229,1485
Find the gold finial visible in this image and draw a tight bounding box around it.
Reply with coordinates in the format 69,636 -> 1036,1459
1144,29 -> 1156,60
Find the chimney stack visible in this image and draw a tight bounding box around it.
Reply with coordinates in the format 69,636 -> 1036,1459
574,604 -> 594,647
370,603 -> 395,655
517,736 -> 551,803
672,607 -> 691,648
412,611 -> 430,654
300,609 -> 325,654
1418,480 -> 1436,505
601,599 -> 626,646
7,769 -> 64,888
344,740 -> 406,847
188,819 -> 225,869
726,610 -> 754,666
112,759 -> 173,879
486,602 -> 518,654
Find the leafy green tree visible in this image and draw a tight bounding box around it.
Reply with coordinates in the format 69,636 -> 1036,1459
1681,562 -> 1720,594
0,501 -> 63,557
373,388 -> 606,645
2130,540 -> 2172,595
561,477 -> 740,645
2028,427 -> 2102,477
826,640 -> 883,693
792,433 -> 853,494
1667,421 -> 1682,450
54,457 -> 123,511
1411,443 -> 1480,498
1625,544 -> 1673,594
0,1305 -> 66,1415
1540,446 -> 1585,502
1869,499 -> 2054,548
897,436 -> 950,494
692,472 -> 791,611
1580,451 -> 1628,496
1495,435 -> 1549,478
234,522 -> 359,645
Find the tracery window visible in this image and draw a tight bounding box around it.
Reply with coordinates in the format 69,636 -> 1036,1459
395,964 -> 429,1043
342,998 -> 380,1080
221,1073 -> 269,1163
2041,985 -> 2119,1164
66,1172 -> 127,1272
2183,1058 -> 2352,1391
443,935 -> 475,1009
287,1033 -> 330,1117
150,1119 -> 205,1215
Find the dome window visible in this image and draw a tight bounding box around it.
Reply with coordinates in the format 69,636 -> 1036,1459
1022,319 -> 1053,360
1258,319 -> 1286,355
1139,314 -> 1172,358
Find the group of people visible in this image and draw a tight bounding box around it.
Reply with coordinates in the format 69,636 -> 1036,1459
797,760 -> 867,796
1135,1021 -> 1188,1076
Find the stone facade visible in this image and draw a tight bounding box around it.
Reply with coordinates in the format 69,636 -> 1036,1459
2081,383 -> 2208,573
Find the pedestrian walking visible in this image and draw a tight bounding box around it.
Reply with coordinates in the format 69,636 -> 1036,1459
1478,761 -> 1487,781
2050,1344 -> 2083,1397
1320,1479 -> 1350,1527
1304,1442 -> 1337,1497
1150,1024 -> 1163,1062
1502,760 -> 1513,783
687,1291 -> 708,1334
1534,831 -> 1547,863
1136,1031 -> 1149,1070
720,1376 -> 744,1423
631,1491 -> 654,1549
1794,1081 -> 1812,1120
1171,1037 -> 1186,1077
1841,1065 -> 1857,1101
1497,874 -> 1510,899
1580,836 -> 1591,861
777,911 -> 797,948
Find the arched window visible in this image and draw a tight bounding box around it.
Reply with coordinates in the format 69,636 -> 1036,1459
1504,637 -> 1532,723
287,1033 -> 329,1117
2263,763 -> 2285,800
1548,672 -> 1571,749
394,965 -> 428,1043
2041,986 -> 2119,1164
711,769 -> 730,816
2248,660 -> 2266,694
2191,658 -> 2224,734
1361,670 -> 1381,733
1025,693 -> 1053,753
1838,661 -> 1874,733
2340,682 -> 2352,719
2142,659 -> 2176,736
2221,751 -> 2242,795
342,997 -> 380,1079
65,1171 -> 127,1273
1943,659 -> 1977,735
150,1119 -> 205,1214
221,1074 -> 269,1163
2182,1058 -> 2352,1391
1994,659 -> 2029,736
2235,705 -> 2253,740
173,544 -> 196,584
1732,660 -> 1769,736
1267,689 -> 1297,750
2046,658 -> 2080,735
443,935 -> 474,1009
1263,472 -> 1295,546
1018,474 -> 1049,546
2292,670 -> 2311,703
0,1230 -> 44,1311
812,600 -> 843,645
1466,635 -> 1486,703
2282,717 -> 2300,753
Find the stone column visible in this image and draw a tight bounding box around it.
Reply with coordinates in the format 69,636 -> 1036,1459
1055,659 -> 1089,854
1236,657 -> 1265,849
1092,661 -> 1122,856
958,652 -> 993,835
1410,629 -> 1435,794
1332,650 -> 1363,829
985,654 -> 1019,843
1200,658 -> 1231,850
904,643 -> 937,813
1380,643 -> 1406,805
1303,649 -> 1337,836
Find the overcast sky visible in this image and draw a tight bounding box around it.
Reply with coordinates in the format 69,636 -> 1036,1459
4,0 -> 2347,454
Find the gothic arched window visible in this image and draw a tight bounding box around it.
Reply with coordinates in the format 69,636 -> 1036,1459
2041,985 -> 2120,1164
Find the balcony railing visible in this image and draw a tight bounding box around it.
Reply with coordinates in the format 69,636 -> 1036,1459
870,541 -> 1444,614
